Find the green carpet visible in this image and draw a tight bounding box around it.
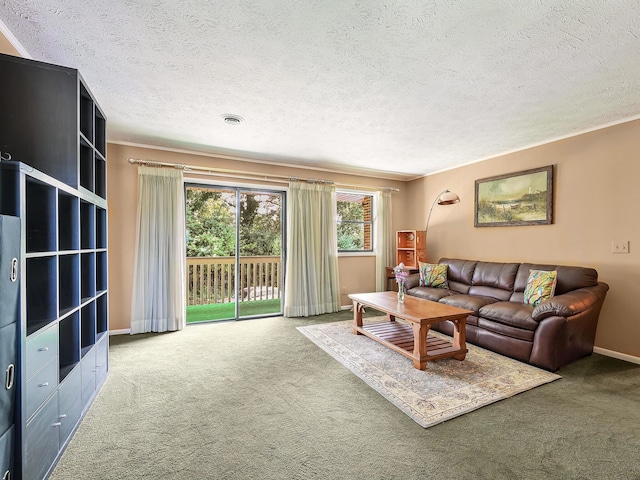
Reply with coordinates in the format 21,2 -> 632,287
50,311 -> 640,480
297,319 -> 560,428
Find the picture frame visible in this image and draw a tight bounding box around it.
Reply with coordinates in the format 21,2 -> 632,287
474,165 -> 553,227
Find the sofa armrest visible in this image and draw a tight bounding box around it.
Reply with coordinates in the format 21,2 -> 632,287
404,273 -> 421,290
532,282 -> 609,321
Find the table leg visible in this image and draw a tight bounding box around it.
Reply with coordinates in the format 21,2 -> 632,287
353,301 -> 364,334
411,323 -> 429,370
451,317 -> 467,360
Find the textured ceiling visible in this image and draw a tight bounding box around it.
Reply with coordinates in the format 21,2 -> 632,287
2,1 -> 640,179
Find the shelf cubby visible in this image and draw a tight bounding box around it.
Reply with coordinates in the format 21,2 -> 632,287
95,157 -> 106,199
59,312 -> 80,381
96,252 -> 107,292
80,141 -> 94,192
26,256 -> 58,335
80,302 -> 96,357
25,178 -> 57,253
79,83 -> 94,144
395,230 -> 426,269
80,201 -> 95,250
96,294 -> 108,336
80,253 -> 95,302
59,253 -> 80,315
58,191 -> 79,251
96,208 -> 107,249
95,109 -> 106,157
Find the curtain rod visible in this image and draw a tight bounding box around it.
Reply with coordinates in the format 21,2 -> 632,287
127,158 -> 399,192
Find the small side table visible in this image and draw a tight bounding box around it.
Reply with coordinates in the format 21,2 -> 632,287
385,266 -> 419,291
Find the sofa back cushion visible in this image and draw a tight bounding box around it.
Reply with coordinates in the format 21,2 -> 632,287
512,263 -> 599,302
468,261 -> 519,301
439,258 -> 477,294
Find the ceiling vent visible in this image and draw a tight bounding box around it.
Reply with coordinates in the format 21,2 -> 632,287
221,114 -> 244,125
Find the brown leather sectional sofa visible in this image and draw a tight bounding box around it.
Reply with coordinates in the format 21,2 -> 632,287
404,258 -> 609,371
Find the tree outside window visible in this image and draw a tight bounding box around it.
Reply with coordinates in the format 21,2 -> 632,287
337,191 -> 373,252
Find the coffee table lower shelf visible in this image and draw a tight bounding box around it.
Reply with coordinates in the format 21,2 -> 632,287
354,320 -> 465,368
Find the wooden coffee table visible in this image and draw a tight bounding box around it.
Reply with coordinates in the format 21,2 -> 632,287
349,291 -> 473,370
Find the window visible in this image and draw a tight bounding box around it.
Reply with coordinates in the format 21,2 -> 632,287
337,191 -> 373,252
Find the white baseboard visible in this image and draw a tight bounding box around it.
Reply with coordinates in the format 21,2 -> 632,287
340,305 -> 353,311
109,329 -> 131,336
593,346 -> 640,365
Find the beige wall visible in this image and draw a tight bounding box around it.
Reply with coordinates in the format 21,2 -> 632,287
0,33 -> 20,56
2,29 -> 636,357
405,120 -> 640,358
107,143 -> 407,331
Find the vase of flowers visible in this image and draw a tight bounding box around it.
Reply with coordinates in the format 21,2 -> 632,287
392,263 -> 408,303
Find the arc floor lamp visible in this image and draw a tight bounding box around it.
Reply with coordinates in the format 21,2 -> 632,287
425,190 -> 460,249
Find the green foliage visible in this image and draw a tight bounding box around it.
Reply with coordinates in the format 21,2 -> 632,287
239,193 -> 281,256
186,190 -> 235,257
186,189 -> 282,257
337,199 -> 367,251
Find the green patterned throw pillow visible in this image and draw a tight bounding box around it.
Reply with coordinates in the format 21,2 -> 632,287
418,262 -> 449,289
523,269 -> 557,306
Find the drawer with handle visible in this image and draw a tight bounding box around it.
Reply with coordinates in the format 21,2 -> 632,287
25,359 -> 57,420
25,323 -> 58,380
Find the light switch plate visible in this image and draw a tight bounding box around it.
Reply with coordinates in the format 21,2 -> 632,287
612,240 -> 630,253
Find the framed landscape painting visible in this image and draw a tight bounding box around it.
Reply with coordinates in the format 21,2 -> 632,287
475,165 -> 553,227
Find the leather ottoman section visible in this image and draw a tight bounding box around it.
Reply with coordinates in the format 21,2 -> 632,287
477,328 -> 533,363
439,295 -> 498,315
479,301 -> 538,331
477,317 -> 535,342
406,286 -> 455,302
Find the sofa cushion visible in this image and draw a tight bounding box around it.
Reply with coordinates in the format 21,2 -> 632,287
514,263 -> 598,295
477,328 -> 533,362
468,261 -> 519,301
439,294 -> 498,314
523,269 -> 557,306
472,261 -> 519,289
439,258 -> 477,293
407,286 -> 455,302
477,317 -> 535,342
418,262 -> 449,288
479,301 -> 538,331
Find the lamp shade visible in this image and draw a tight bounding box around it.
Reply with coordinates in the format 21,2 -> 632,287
425,190 -> 460,247
437,190 -> 460,205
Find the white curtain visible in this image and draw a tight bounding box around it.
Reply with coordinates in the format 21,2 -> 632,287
284,182 -> 341,317
130,166 -> 186,334
375,189 -> 394,291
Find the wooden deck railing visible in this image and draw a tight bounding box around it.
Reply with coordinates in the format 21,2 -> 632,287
186,256 -> 282,306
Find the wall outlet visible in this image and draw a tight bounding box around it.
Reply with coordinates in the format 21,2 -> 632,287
612,240 -> 630,254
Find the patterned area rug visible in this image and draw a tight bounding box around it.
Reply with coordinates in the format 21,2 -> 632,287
297,319 -> 561,428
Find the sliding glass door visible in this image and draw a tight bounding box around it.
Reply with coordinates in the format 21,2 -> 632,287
185,184 -> 285,322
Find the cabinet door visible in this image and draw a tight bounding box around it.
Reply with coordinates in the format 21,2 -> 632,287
0,54 -> 79,187
81,347 -> 96,407
0,426 -> 14,480
0,215 -> 20,330
24,394 -> 59,480
58,366 -> 81,445
0,323 -> 16,434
